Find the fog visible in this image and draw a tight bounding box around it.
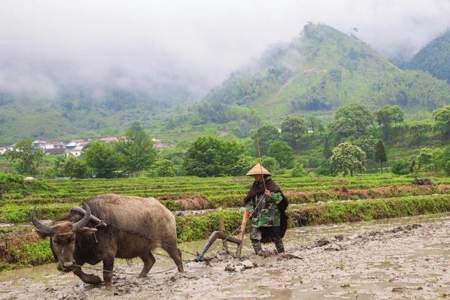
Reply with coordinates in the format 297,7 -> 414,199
1,0 -> 450,100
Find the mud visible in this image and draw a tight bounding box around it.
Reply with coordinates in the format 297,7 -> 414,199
0,213 -> 449,299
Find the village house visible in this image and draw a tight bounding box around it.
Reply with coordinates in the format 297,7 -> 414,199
7,135 -> 167,157
65,139 -> 90,157
32,140 -> 66,155
99,136 -> 122,143
0,146 -> 8,155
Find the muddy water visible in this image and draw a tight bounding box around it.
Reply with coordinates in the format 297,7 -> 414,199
1,213 -> 449,299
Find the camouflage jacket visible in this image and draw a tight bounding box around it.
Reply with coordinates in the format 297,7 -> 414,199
245,192 -> 283,228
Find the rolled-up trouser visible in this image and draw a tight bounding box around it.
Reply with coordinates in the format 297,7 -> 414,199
250,226 -> 262,241
250,226 -> 285,254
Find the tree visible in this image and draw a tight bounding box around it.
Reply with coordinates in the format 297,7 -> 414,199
280,116 -> 307,150
416,147 -> 433,170
330,142 -> 366,176
409,122 -> 432,145
267,140 -> 295,168
330,104 -> 375,142
183,137 -> 245,177
322,136 -> 333,159
84,141 -> 120,178
116,123 -> 157,175
376,105 -> 404,141
62,156 -> 89,178
374,140 -> 387,171
306,116 -> 324,134
252,125 -> 281,155
435,146 -> 450,175
353,136 -> 377,161
433,105 -> 450,139
6,139 -> 44,175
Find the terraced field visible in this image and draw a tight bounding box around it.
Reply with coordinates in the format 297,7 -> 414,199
2,174 -> 450,222
1,173 -> 450,271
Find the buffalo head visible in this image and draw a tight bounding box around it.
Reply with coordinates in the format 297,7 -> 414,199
31,204 -> 97,272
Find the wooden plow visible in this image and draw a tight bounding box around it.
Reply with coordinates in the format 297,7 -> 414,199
194,211 -> 250,262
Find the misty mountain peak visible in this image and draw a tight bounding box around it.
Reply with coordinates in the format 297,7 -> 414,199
203,23 -> 450,118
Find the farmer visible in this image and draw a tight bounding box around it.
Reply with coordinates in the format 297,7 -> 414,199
243,163 -> 288,256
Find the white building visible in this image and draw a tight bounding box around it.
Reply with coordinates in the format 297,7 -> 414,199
65,145 -> 84,157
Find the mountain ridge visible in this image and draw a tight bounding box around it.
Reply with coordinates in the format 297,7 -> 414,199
408,29 -> 450,83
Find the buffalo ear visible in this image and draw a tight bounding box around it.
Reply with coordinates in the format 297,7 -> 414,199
77,227 -> 97,235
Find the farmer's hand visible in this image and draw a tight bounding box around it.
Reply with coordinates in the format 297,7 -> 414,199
264,189 -> 272,197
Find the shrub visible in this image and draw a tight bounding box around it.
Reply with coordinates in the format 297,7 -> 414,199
291,163 -> 307,177
391,160 -> 410,175
315,160 -> 333,176
0,173 -> 24,197
445,161 -> 450,176
150,159 -> 177,177
260,156 -> 279,173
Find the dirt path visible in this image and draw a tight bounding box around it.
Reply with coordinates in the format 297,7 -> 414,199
1,214 -> 449,299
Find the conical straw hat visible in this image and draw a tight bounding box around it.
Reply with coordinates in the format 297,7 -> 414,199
246,163 -> 271,176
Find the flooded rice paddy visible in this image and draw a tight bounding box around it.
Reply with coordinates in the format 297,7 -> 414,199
0,213 -> 449,299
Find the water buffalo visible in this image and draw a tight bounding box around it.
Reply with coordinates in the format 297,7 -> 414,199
31,194 -> 184,286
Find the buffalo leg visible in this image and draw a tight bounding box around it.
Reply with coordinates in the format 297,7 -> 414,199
73,266 -> 102,285
102,257 -> 114,287
138,252 -> 156,277
164,244 -> 184,272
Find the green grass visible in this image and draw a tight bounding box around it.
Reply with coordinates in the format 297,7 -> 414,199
10,240 -> 54,266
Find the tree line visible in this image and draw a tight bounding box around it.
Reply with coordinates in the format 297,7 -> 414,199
4,104 -> 450,178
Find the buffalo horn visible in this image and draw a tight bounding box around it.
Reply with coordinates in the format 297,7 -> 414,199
31,210 -> 54,236
70,207 -> 106,227
72,204 -> 92,231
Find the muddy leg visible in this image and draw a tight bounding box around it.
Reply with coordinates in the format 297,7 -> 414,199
73,266 -> 102,285
274,239 -> 285,254
102,257 -> 114,287
164,243 -> 184,272
139,252 -> 156,278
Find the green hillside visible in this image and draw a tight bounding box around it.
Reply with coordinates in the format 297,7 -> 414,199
408,29 -> 450,83
0,83 -> 194,145
202,23 -> 450,122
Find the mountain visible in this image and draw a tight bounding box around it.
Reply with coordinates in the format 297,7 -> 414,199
0,74 -> 200,145
202,23 -> 450,122
408,29 -> 450,83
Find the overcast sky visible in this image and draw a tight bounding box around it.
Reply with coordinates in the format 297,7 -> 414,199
1,0 -> 450,99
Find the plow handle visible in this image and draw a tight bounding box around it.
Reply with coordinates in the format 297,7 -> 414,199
236,210 -> 250,258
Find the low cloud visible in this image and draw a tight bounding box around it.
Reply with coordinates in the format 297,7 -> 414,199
1,0 -> 449,99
